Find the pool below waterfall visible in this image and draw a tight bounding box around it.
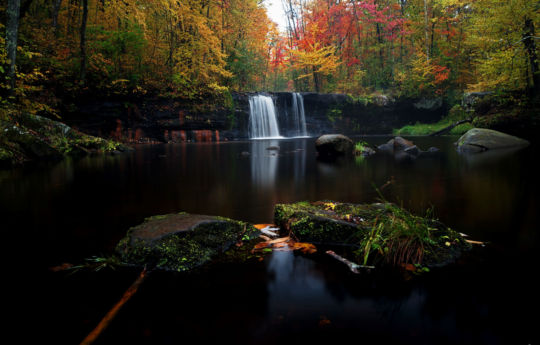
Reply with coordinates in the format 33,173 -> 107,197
2,136 -> 538,345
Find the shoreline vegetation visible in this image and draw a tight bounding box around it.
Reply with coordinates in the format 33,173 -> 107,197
1,0 -> 539,163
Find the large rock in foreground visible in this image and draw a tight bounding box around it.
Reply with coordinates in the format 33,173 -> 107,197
456,128 -> 529,153
274,201 -> 471,268
315,134 -> 354,157
116,213 -> 257,271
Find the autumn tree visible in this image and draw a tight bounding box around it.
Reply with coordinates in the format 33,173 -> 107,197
466,0 -> 540,94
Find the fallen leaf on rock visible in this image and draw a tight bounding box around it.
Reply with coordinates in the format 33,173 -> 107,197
254,224 -> 275,230
289,242 -> 317,254
252,236 -> 317,254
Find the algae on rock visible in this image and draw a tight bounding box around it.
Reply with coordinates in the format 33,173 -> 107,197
274,201 -> 471,268
116,212 -> 259,272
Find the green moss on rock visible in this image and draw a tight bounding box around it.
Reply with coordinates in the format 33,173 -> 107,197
116,212 -> 259,272
274,201 -> 471,268
0,113 -> 129,167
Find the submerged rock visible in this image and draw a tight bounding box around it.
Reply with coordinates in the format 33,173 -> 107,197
456,128 -> 529,153
116,212 -> 258,271
274,201 -> 471,268
377,137 -> 432,161
315,134 -> 354,157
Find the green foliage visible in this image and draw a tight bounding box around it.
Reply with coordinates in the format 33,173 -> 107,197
70,255 -> 124,273
394,120 -> 474,136
358,202 -> 440,266
87,23 -> 146,86
394,105 -> 473,135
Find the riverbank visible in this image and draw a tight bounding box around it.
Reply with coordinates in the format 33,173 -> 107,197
394,93 -> 540,141
0,112 -> 130,167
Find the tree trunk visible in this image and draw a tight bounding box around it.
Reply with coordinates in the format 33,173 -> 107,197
523,18 -> 540,98
312,66 -> 320,93
52,0 -> 63,35
424,0 -> 429,60
80,0 -> 88,84
6,0 -> 21,90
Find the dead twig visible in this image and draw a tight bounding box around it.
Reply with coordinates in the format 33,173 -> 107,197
79,268 -> 149,345
326,250 -> 374,273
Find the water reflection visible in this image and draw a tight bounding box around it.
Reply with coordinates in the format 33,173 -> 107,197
250,139 -> 308,189
1,136 -> 538,345
250,139 -> 279,189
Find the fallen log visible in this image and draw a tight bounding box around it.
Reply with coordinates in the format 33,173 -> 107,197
429,118 -> 472,136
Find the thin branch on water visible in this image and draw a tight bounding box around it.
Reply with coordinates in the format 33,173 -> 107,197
79,267 -> 149,345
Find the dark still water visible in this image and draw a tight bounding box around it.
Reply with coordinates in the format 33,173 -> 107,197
2,137 -> 538,344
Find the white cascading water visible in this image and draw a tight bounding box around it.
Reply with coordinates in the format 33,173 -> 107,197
291,92 -> 307,137
248,95 -> 281,139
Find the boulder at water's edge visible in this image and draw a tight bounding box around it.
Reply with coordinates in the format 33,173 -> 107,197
456,128 -> 529,153
315,134 -> 354,157
116,213 -> 258,271
274,201 -> 471,268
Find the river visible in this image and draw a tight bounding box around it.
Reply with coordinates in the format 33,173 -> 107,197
1,136 -> 538,344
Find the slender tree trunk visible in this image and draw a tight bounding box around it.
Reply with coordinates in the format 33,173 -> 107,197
523,18 -> 540,97
6,0 -> 21,90
424,0 -> 429,60
312,67 -> 320,93
80,0 -> 88,84
52,0 -> 62,35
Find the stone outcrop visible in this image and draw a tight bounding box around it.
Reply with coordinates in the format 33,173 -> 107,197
274,201 -> 471,268
0,113 -> 128,167
63,92 -> 448,143
116,212 -> 258,271
456,128 -> 530,153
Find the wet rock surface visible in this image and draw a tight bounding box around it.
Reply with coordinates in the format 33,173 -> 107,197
376,136 -> 436,161
456,128 -> 529,153
0,113 -> 128,167
315,134 -> 354,157
274,201 -> 471,268
116,212 -> 258,271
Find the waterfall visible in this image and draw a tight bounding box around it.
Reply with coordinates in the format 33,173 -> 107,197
249,95 -> 282,139
291,92 -> 307,137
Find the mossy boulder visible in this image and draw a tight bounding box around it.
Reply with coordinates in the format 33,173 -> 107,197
274,201 -> 471,268
315,134 -> 354,157
116,212 -> 258,272
0,113 -> 129,166
456,128 -> 529,153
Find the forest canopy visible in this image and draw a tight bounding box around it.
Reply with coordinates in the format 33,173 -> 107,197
1,0 -> 539,109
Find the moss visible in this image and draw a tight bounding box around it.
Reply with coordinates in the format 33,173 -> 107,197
394,119 -> 474,136
394,104 -> 473,136
116,213 -> 255,272
0,113 -> 127,167
274,201 -> 471,268
326,107 -> 343,123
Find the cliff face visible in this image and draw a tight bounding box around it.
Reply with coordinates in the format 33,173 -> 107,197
65,92 -> 447,143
